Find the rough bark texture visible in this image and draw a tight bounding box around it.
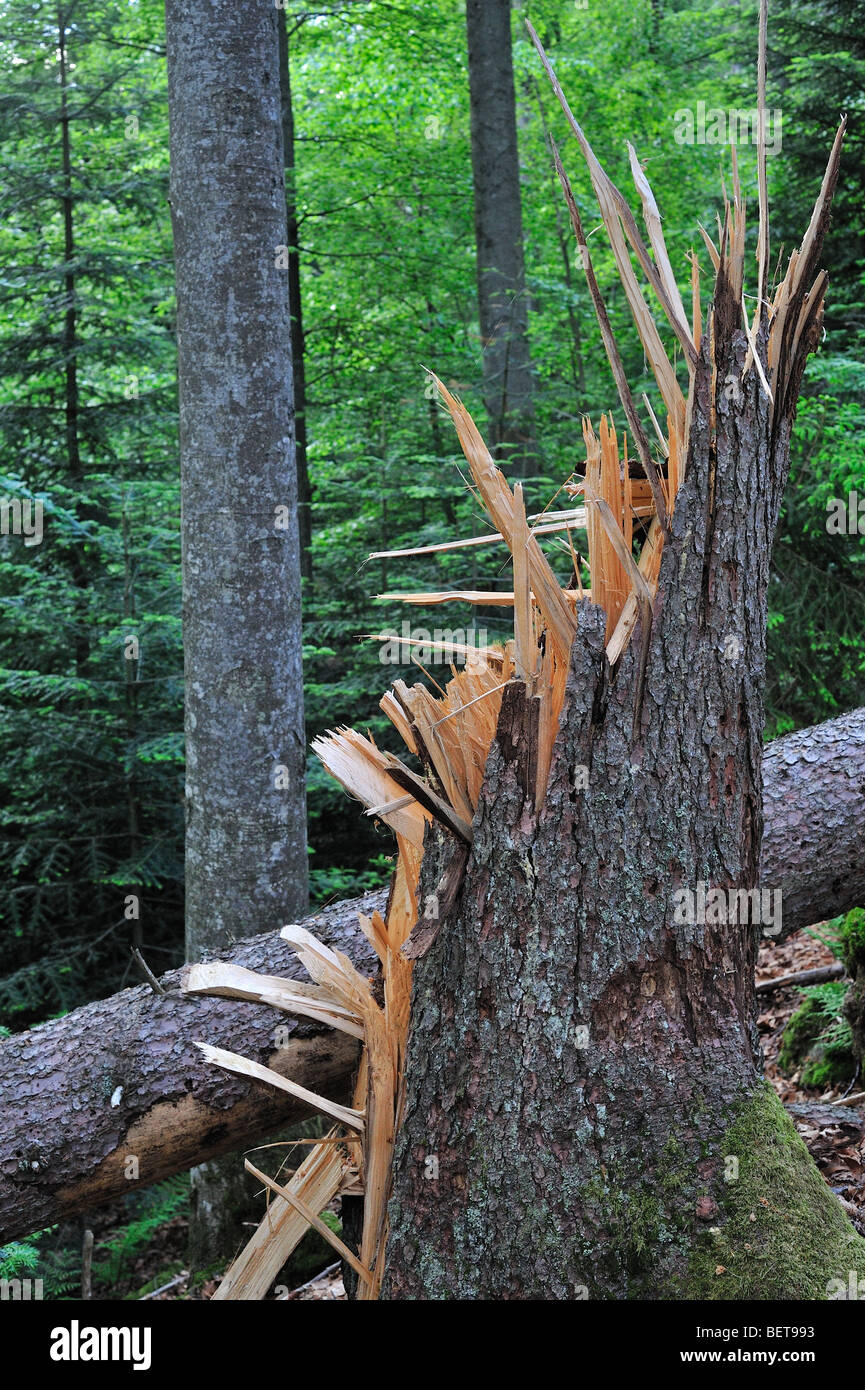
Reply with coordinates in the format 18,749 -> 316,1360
466,0 -> 534,470
382,316 -> 865,1297
166,0 -> 307,964
0,894 -> 376,1245
166,0 -> 308,1264
762,706 -> 865,941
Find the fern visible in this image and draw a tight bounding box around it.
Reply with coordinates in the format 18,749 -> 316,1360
91,1176 -> 189,1291
0,1241 -> 40,1278
0,1230 -> 79,1299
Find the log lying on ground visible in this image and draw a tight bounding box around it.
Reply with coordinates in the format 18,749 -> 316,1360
0,707 -> 863,1244
762,705 -> 865,941
0,893 -> 377,1245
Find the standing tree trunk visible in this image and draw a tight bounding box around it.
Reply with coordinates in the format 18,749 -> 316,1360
381,42 -> 865,1297
166,0 -> 308,1266
57,6 -> 90,676
279,15 -> 313,591
466,0 -> 535,473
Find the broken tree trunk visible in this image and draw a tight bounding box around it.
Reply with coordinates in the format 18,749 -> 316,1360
379,31 -> 865,1297
175,11 -> 864,1298
0,707 -> 863,1245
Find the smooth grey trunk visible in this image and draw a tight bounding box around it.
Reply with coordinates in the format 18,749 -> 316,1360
279,15 -> 312,589
166,0 -> 307,958
166,0 -> 308,1266
466,0 -> 535,472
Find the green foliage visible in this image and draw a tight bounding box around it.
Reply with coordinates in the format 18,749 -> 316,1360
770,0 -> 865,334
778,981 -> 856,1087
90,1176 -> 190,1292
840,906 -> 865,974
0,0 -> 183,1026
309,851 -> 394,906
0,1177 -> 190,1299
0,1229 -> 80,1299
0,1240 -> 40,1278
766,355 -> 865,734
839,907 -> 865,1070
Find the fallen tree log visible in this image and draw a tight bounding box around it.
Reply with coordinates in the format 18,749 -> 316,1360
0,893 -> 377,1245
1,707 -> 863,1244
762,705 -> 865,941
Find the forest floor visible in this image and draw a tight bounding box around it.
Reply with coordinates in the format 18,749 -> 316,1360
756,930 -> 865,1236
70,929 -> 863,1299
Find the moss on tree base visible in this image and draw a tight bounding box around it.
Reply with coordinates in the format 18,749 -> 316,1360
680,1084 -> 865,1300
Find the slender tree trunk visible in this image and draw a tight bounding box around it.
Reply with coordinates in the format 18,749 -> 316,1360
58,10 -> 80,488
166,0 -> 308,1266
57,6 -> 90,676
279,16 -> 313,591
121,506 -> 142,953
166,0 -> 308,959
383,133 -> 865,1297
466,0 -> 535,473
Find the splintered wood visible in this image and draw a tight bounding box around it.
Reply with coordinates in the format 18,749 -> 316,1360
183,0 -> 843,1300
185,912 -> 414,1300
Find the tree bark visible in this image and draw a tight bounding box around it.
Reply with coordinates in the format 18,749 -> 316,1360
166,0 -> 309,1266
0,704 -> 862,1246
382,205 -> 865,1294
166,0 -> 308,966
761,705 -> 865,941
466,0 -> 534,472
0,893 -> 375,1245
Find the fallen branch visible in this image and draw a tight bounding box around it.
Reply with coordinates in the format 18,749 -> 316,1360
139,1271 -> 188,1301
756,962 -> 846,994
